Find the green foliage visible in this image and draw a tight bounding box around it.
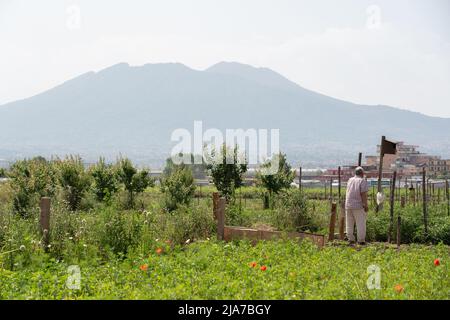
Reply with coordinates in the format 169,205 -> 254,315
116,158 -> 153,208
98,207 -> 142,256
55,156 -> 91,211
160,160 -> 196,212
272,189 -> 316,232
89,157 -> 118,203
7,157 -> 57,217
206,145 -> 247,201
1,240 -> 449,299
0,168 -> 6,178
258,153 -> 295,195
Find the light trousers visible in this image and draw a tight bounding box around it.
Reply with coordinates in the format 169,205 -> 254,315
346,208 -> 367,243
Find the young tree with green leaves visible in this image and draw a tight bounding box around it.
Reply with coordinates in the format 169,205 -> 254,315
89,157 -> 118,202
258,153 -> 295,208
116,158 -> 152,208
206,144 -> 247,201
161,158 -> 196,212
55,155 -> 91,211
8,157 -> 57,216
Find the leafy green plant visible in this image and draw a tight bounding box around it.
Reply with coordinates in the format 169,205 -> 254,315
206,144 -> 247,201
89,157 -> 118,203
116,158 -> 153,208
160,160 -> 196,212
7,157 -> 57,217
55,156 -> 91,211
258,153 -> 295,208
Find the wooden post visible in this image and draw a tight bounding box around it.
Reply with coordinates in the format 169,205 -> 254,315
329,178 -> 333,202
328,202 -> 337,241
212,192 -> 219,220
358,152 -> 362,167
338,166 -> 342,203
217,197 -> 226,240
376,136 -> 386,213
298,167 -> 302,192
446,179 -> 449,217
388,171 -> 397,243
324,180 -> 328,200
422,167 -> 428,236
339,201 -> 345,240
396,215 -> 401,250
401,196 -> 405,208
40,197 -> 51,250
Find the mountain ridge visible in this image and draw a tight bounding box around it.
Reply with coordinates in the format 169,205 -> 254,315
0,61 -> 449,167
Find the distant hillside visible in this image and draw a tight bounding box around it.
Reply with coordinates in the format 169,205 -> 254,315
1,61 -> 449,167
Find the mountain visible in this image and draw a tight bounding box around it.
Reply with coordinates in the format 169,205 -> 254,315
1,61 -> 449,167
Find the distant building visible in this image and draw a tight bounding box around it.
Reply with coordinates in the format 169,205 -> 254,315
366,141 -> 449,178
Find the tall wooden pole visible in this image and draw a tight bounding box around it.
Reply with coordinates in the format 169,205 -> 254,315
298,167 -> 302,192
388,171 -> 397,243
217,198 -> 226,240
40,197 -> 51,251
422,167 -> 428,236
376,136 -> 386,213
446,179 -> 449,217
328,202 -> 337,241
338,166 -> 342,203
358,152 -> 362,167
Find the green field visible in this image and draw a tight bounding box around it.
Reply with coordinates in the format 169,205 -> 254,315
1,160 -> 449,300
1,240 -> 448,299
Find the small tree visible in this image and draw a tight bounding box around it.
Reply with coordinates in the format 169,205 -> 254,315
258,153 -> 295,208
0,168 -> 6,178
116,158 -> 152,208
8,157 -> 57,216
206,144 -> 247,201
89,157 -> 118,202
55,156 -> 91,211
161,159 -> 196,212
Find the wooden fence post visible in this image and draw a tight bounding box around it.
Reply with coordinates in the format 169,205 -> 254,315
396,215 -> 401,250
328,202 -> 337,241
299,167 -> 302,192
339,201 -> 345,240
388,171 -> 397,243
40,197 -> 51,250
446,179 -> 449,217
217,198 -> 226,240
422,167 -> 428,236
400,196 -> 405,208
212,192 -> 219,220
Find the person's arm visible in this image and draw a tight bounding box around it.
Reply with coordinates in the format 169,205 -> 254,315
361,192 -> 368,212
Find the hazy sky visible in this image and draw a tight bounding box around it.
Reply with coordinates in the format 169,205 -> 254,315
1,0 -> 449,117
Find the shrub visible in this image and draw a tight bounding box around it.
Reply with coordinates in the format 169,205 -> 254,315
89,157 -> 118,203
258,153 -> 295,208
160,162 -> 196,212
55,156 -> 91,211
206,144 -> 247,201
98,207 -> 142,256
8,157 -> 57,217
272,189 -> 315,232
116,158 -> 153,208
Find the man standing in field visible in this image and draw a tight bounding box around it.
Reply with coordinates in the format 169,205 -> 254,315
345,167 -> 369,245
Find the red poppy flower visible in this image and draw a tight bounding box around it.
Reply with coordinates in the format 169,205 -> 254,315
434,259 -> 440,266
249,262 -> 257,268
260,265 -> 267,271
139,264 -> 148,271
156,248 -> 163,255
394,284 -> 404,293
